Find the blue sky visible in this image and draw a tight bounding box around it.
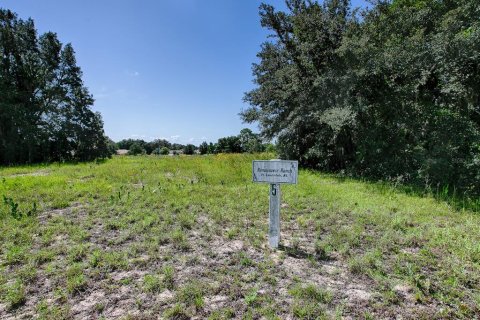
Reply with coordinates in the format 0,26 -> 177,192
2,0 -> 368,144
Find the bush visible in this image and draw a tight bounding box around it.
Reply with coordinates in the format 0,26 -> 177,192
128,143 -> 145,155
160,147 -> 170,155
183,144 -> 196,155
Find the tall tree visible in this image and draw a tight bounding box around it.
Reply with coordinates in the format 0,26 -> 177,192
243,0 -> 480,195
0,9 -> 112,164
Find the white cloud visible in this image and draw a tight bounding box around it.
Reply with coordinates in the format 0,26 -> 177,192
170,135 -> 181,141
188,136 -> 208,143
125,70 -> 140,77
129,134 -> 146,139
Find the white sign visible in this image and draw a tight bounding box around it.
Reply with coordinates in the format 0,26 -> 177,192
252,159 -> 299,249
252,160 -> 298,184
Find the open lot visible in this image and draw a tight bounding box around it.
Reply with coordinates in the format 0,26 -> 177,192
0,154 -> 479,319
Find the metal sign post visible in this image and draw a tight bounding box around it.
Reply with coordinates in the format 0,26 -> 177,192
253,160 -> 298,249
269,183 -> 281,248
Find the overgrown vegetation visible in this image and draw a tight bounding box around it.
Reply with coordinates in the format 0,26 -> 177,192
0,154 -> 479,318
242,0 -> 480,196
0,9 -> 113,164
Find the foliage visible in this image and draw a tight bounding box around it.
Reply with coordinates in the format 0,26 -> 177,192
128,143 -> 145,156
200,128 -> 269,155
242,0 -> 480,195
159,146 -> 170,155
216,136 -> 242,153
183,144 -> 196,155
199,141 -> 209,155
238,128 -> 265,153
0,9 -> 112,164
117,139 -> 173,155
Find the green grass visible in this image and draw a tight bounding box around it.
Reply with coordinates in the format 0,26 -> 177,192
142,274 -> 162,293
0,154 -> 479,318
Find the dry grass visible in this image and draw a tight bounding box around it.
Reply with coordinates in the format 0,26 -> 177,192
0,154 -> 479,319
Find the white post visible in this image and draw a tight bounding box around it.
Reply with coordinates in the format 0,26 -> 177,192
269,183 -> 281,249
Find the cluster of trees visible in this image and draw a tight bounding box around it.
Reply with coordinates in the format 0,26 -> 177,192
115,138 -> 194,155
0,9 -> 112,164
116,129 -> 271,156
242,0 -> 480,195
199,129 -> 269,154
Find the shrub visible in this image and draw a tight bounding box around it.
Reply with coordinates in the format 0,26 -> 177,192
128,143 -> 145,155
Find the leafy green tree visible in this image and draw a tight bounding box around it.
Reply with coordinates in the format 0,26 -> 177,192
183,144 -> 196,155
216,136 -> 242,153
159,147 -> 170,155
128,143 -> 145,155
199,141 -> 209,155
0,9 -> 112,164
147,139 -> 171,154
243,0 -> 480,195
152,146 -> 170,155
238,128 -> 265,153
171,143 -> 185,151
242,0 -> 352,168
265,143 -> 276,153
107,138 -> 118,155
208,142 -> 216,154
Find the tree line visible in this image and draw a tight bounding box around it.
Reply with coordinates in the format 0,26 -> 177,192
116,128 -> 273,155
242,0 -> 480,196
0,9 -> 112,165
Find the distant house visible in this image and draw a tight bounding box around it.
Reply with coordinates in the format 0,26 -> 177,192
169,150 -> 183,156
116,149 -> 129,155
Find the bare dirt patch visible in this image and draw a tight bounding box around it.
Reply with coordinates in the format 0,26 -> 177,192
6,169 -> 50,178
1,204 -> 442,320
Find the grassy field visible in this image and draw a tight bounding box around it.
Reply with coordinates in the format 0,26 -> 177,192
0,154 -> 479,319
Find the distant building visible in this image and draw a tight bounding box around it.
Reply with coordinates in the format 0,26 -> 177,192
116,149 -> 129,155
169,150 -> 183,156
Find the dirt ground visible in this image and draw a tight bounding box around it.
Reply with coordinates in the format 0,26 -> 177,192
0,202 -> 439,319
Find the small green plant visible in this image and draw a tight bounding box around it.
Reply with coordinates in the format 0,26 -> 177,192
289,283 -> 333,304
66,264 -> 87,295
348,256 -> 365,275
176,281 -> 204,310
292,301 -> 327,319
4,280 -> 26,310
95,302 -> 105,313
226,227 -> 239,239
238,251 -> 254,267
163,303 -> 188,319
207,307 -> 236,320
178,212 -> 194,230
3,196 -> 19,219
143,274 -> 162,293
162,265 -> 175,290
314,240 -> 331,261
2,196 -> 37,220
68,244 -> 88,263
4,244 -> 26,265
291,236 -> 301,252
89,249 -> 102,268
17,264 -> 37,283
289,283 -> 331,319
36,299 -> 70,320
244,288 -> 259,306
89,250 -> 128,272
171,228 -> 190,251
